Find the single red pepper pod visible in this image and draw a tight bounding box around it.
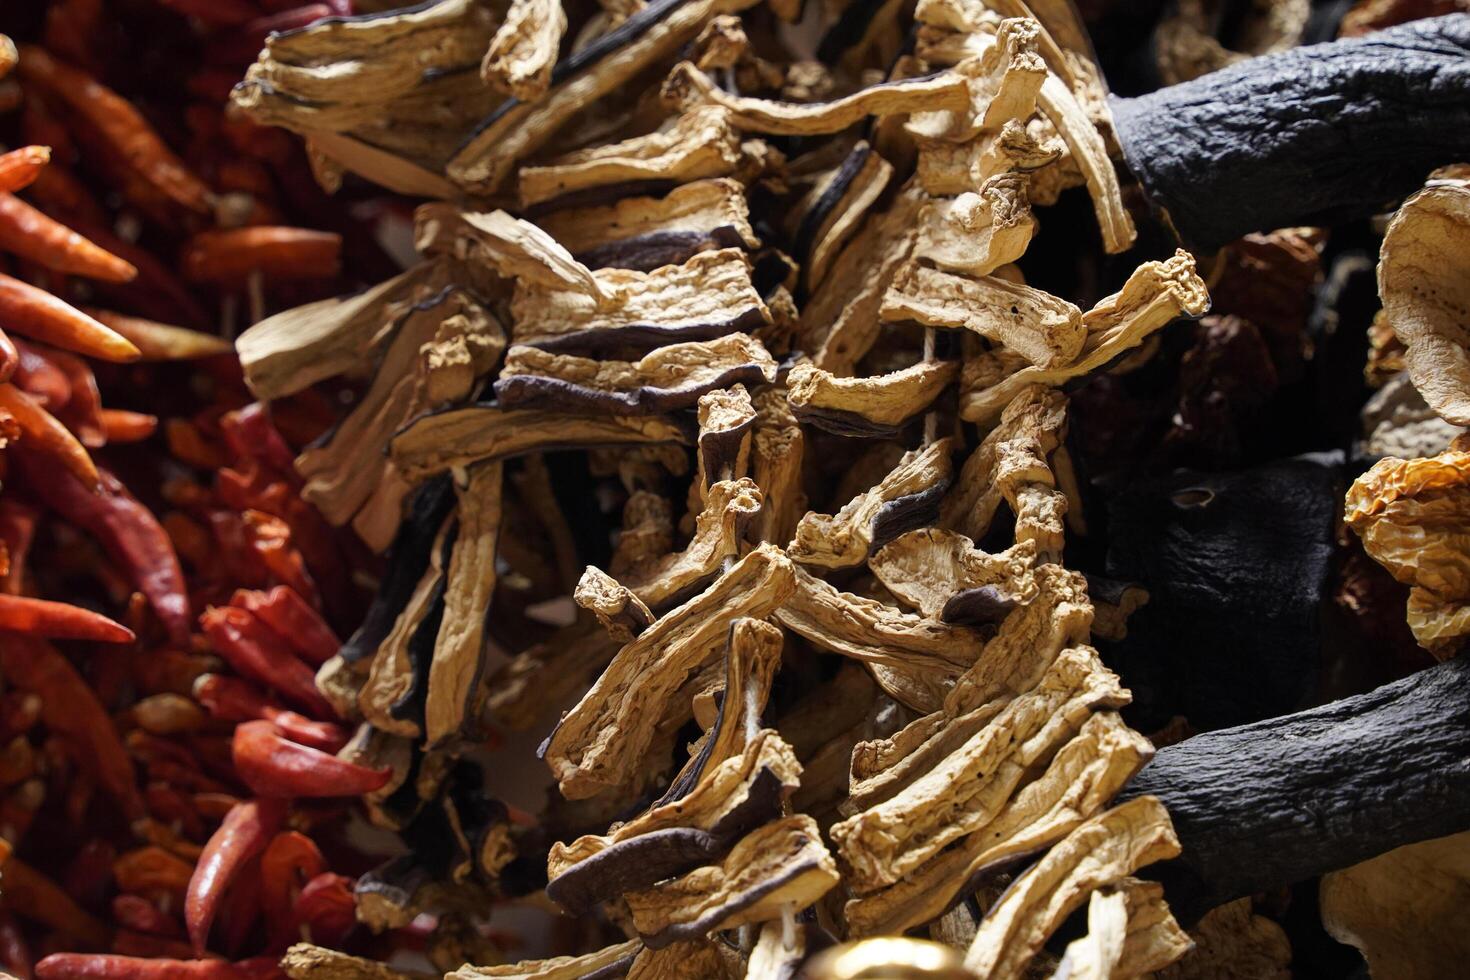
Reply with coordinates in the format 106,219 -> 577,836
0,594 -> 133,643
183,798 -> 285,956
232,720 -> 390,799
198,606 -> 331,718
292,871 -> 355,947
36,955 -> 280,980
192,676 -> 348,754
229,586 -> 338,666
259,830 -> 326,951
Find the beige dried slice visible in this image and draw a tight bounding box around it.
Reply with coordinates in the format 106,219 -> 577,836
450,0 -> 764,194
1343,450 -> 1470,657
626,940 -> 741,980
282,944 -> 431,980
1090,581 -> 1149,643
1031,70 -> 1134,253
747,919 -> 806,980
482,0 -> 566,100
575,566 -> 655,643
692,384 -> 757,493
425,462 -> 503,747
413,205 -> 604,301
315,653 -> 365,722
833,645 -> 1130,893
870,528 -> 1038,619
805,144 -> 895,290
677,618 -> 785,782
543,544 -> 795,799
914,174 -> 1036,278
1051,887 -> 1129,980
510,247 -> 770,352
389,406 -> 690,484
846,712 -> 1155,937
536,178 -> 759,265
961,795 -> 1182,979
1158,898 -> 1290,980
884,262 -> 1084,370
787,359 -> 959,433
1050,878 -> 1191,980
624,814 -> 840,949
788,438 -> 954,568
751,386 -> 806,546
908,17 -> 1045,143
483,622 -> 619,732
663,61 -> 972,135
449,940 -> 642,980
622,478 -> 762,609
304,130 -> 457,198
518,106 -> 747,207
611,490 -> 676,576
1378,176 -> 1470,426
495,334 -> 776,415
960,250 -> 1210,423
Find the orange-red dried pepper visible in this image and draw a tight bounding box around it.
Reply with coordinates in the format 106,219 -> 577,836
192,675 -> 346,755
35,346 -> 104,448
83,309 -> 228,361
16,47 -> 213,217
0,326 -> 17,385
11,339 -> 72,409
240,512 -> 320,610
36,954 -> 283,980
229,587 -> 337,665
291,872 -> 355,948
113,846 -> 194,898
0,274 -> 140,362
0,595 -> 133,643
110,896 -> 181,940
0,384 -> 98,489
99,409 -> 158,444
257,830 -> 325,950
232,720 -> 389,799
184,797 -> 285,956
24,162 -> 110,231
0,910 -> 34,980
181,227 -> 341,286
0,146 -> 51,194
0,858 -> 112,950
0,194 -> 137,282
198,607 -> 331,718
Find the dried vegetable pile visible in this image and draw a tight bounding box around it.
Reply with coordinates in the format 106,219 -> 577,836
3,1 -> 1470,980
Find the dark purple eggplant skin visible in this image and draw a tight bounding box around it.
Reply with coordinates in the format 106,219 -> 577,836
1113,15 -> 1470,252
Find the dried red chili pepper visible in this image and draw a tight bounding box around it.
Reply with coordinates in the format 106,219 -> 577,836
0,594 -> 134,643
232,720 -> 389,799
14,455 -> 192,645
11,339 -> 72,409
230,587 -> 337,666
108,934 -> 205,961
0,146 -> 51,194
193,675 -> 347,754
15,47 -> 213,217
110,896 -> 182,940
114,846 -> 195,898
184,797 -> 286,956
0,692 -> 42,742
181,227 -> 341,286
214,856 -> 261,957
34,346 -> 104,448
0,274 -> 140,362
24,163 -> 110,232
131,694 -> 209,736
239,512 -> 320,610
219,404 -> 296,475
99,409 -> 158,444
0,910 -> 35,980
0,194 -> 137,282
61,839 -> 114,910
198,607 -> 331,718
36,954 -> 282,980
291,872 -> 355,948
257,830 -> 326,950
0,385 -> 98,489
0,858 -> 113,950
0,327 -> 18,386
144,782 -> 205,841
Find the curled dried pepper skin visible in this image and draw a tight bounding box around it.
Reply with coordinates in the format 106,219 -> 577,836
0,145 -> 50,193
181,227 -> 341,286
0,273 -> 140,362
199,607 -> 332,717
184,797 -> 286,956
110,895 -> 182,939
1,384 -> 98,489
232,719 -> 390,799
0,594 -> 133,643
230,586 -> 338,665
0,193 -> 137,282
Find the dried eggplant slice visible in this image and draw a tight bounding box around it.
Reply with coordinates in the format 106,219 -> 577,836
510,248 -> 771,355
536,178 -> 759,271
961,796 -> 1181,979
449,940 -> 642,980
746,919 -> 807,980
494,334 -> 777,415
281,943 -> 430,980
389,405 -> 691,483
960,250 -> 1209,423
914,174 -> 1036,278
424,462 -> 502,746
624,814 -> 840,949
752,387 -> 806,546
575,566 -> 656,643
450,0 -> 764,194
692,385 -> 757,495
481,0 -> 566,101
413,204 -> 604,300
627,940 -> 743,979
788,438 -> 953,568
787,359 -> 958,436
795,141 -> 894,290
1048,877 -> 1191,980
833,645 -> 1130,894
845,710 -> 1153,936
870,528 -> 1037,620
542,543 -> 795,799
664,62 -> 972,135
484,622 -> 620,732
883,262 -> 1085,370
620,479 -> 763,609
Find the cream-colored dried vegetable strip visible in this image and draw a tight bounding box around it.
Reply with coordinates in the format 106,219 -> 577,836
1048,878 -> 1191,980
575,566 -> 655,643
663,61 -> 973,135
450,0 -> 764,194
482,0 -> 566,101
543,544 -> 795,799
870,528 -> 1038,619
806,146 -> 894,291
449,940 -> 642,980
414,204 -> 604,301
624,814 -> 839,949
914,173 -> 1036,278
626,941 -> 741,979
746,919 -> 805,980
845,710 -> 1154,937
883,262 -> 1085,370
389,406 -> 690,484
961,796 -> 1182,979
1033,70 -> 1134,253
787,360 -> 959,432
960,250 -> 1209,423
623,478 -> 763,609
751,387 -> 806,546
833,644 -> 1130,893
535,178 -> 759,261
280,944 -> 428,980
788,438 -> 954,568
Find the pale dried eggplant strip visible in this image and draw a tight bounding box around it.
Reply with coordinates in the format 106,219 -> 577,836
494,334 -> 777,415
483,622 -> 620,732
834,644 -> 1130,893
961,796 -> 1182,979
693,384 -> 758,493
620,478 -> 763,609
787,359 -> 958,435
576,566 -> 655,643
281,943 -> 430,980
914,174 -> 1037,278
449,940 -> 642,980
751,387 -> 806,546
797,141 -> 895,290
413,204 -> 604,301
1106,878 -> 1193,979
389,405 -> 691,484
543,544 -> 795,799
960,250 -> 1209,423
624,814 -> 839,949
788,438 -> 954,568
425,461 -> 503,746
663,62 -> 972,135
845,711 -> 1153,937
746,919 -> 807,980
1032,70 -> 1134,254
510,248 -> 771,355
482,0 -> 567,101
870,528 -> 1037,620
883,262 -> 1085,370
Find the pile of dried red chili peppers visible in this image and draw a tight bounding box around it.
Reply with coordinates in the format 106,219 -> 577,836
0,4 -> 416,978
